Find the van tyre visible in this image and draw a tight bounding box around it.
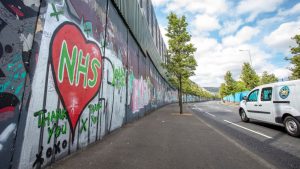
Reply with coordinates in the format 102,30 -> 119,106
240,109 -> 249,122
284,116 -> 300,137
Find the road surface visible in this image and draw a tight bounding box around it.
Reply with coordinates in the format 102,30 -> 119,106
190,101 -> 300,169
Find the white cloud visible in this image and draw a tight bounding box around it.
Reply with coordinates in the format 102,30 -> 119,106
192,14 -> 221,32
257,2 -> 300,27
263,21 -> 300,54
189,29 -> 290,87
219,19 -> 243,36
222,26 -> 260,47
159,24 -> 169,47
151,0 -> 167,6
191,36 -> 220,55
164,0 -> 228,15
272,68 -> 291,79
236,0 -> 284,22
190,41 -> 289,87
278,3 -> 300,16
154,0 -> 293,87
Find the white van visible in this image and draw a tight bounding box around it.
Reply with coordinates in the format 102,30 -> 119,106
239,80 -> 300,137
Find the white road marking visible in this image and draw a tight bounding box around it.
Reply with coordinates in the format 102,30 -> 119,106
193,116 -> 279,169
204,112 -> 216,117
223,120 -> 272,139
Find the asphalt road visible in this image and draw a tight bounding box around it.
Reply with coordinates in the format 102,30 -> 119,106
190,101 -> 300,169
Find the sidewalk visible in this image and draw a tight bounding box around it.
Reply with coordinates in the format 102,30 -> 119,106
48,104 -> 271,169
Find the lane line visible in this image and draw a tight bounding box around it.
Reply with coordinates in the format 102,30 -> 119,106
192,106 -> 216,118
191,112 -> 279,169
223,120 -> 272,139
204,111 -> 216,117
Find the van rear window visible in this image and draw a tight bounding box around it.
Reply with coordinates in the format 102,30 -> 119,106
261,87 -> 272,101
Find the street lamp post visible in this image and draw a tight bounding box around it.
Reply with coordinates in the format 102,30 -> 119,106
239,49 -> 253,66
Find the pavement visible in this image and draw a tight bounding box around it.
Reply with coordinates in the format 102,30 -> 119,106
48,103 -> 274,169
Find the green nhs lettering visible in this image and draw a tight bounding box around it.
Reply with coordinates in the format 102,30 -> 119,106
58,40 -> 101,88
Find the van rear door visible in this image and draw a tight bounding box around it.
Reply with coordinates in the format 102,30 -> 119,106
273,85 -> 295,122
258,87 -> 274,123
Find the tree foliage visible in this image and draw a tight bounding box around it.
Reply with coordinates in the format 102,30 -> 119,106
240,63 -> 260,90
224,71 -> 236,95
182,80 -> 214,98
287,34 -> 300,80
219,83 -> 227,98
162,12 -> 197,113
234,81 -> 247,93
163,12 -> 197,80
260,71 -> 278,85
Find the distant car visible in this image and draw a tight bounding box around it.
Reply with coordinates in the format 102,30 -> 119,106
239,80 -> 300,137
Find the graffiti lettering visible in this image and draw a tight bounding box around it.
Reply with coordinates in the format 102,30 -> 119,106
88,103 -> 102,113
33,146 -> 44,167
58,40 -> 101,88
50,3 -> 64,21
45,140 -> 67,158
47,122 -> 67,144
88,103 -> 102,125
112,67 -> 126,89
0,54 -> 26,101
131,76 -> 151,113
80,118 -> 87,133
33,109 -> 67,128
91,114 -> 98,125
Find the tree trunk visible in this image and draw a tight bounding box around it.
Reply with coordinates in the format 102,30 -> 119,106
179,75 -> 183,114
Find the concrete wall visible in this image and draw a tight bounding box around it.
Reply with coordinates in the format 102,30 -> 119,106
0,1 -> 202,169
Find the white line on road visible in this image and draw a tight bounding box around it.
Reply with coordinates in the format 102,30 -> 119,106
193,116 -> 278,169
204,112 -> 216,117
223,120 -> 272,139
197,108 -> 203,111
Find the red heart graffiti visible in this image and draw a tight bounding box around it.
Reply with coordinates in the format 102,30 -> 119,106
50,22 -> 102,136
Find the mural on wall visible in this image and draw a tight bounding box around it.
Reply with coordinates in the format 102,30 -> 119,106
0,0 -> 201,169
0,0 -> 40,169
18,1 -> 108,168
50,22 -> 102,136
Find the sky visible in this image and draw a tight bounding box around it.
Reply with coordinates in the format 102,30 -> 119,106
152,0 -> 300,87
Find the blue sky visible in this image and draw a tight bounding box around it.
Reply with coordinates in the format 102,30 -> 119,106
152,0 -> 300,87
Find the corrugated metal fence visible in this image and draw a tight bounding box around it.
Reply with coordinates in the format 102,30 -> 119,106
223,91 -> 250,103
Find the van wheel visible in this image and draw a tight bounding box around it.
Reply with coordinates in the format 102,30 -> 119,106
240,109 -> 249,122
284,116 -> 300,137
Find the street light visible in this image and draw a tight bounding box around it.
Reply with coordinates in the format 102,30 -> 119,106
239,49 -> 253,66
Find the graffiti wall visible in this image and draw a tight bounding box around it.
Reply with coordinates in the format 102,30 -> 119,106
0,0 -> 40,168
0,0 -> 181,169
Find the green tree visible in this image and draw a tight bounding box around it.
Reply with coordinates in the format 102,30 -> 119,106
287,35 -> 300,79
240,63 -> 259,90
234,81 -> 247,92
260,71 -> 278,84
162,12 -> 197,114
224,71 -> 236,95
219,83 -> 227,98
